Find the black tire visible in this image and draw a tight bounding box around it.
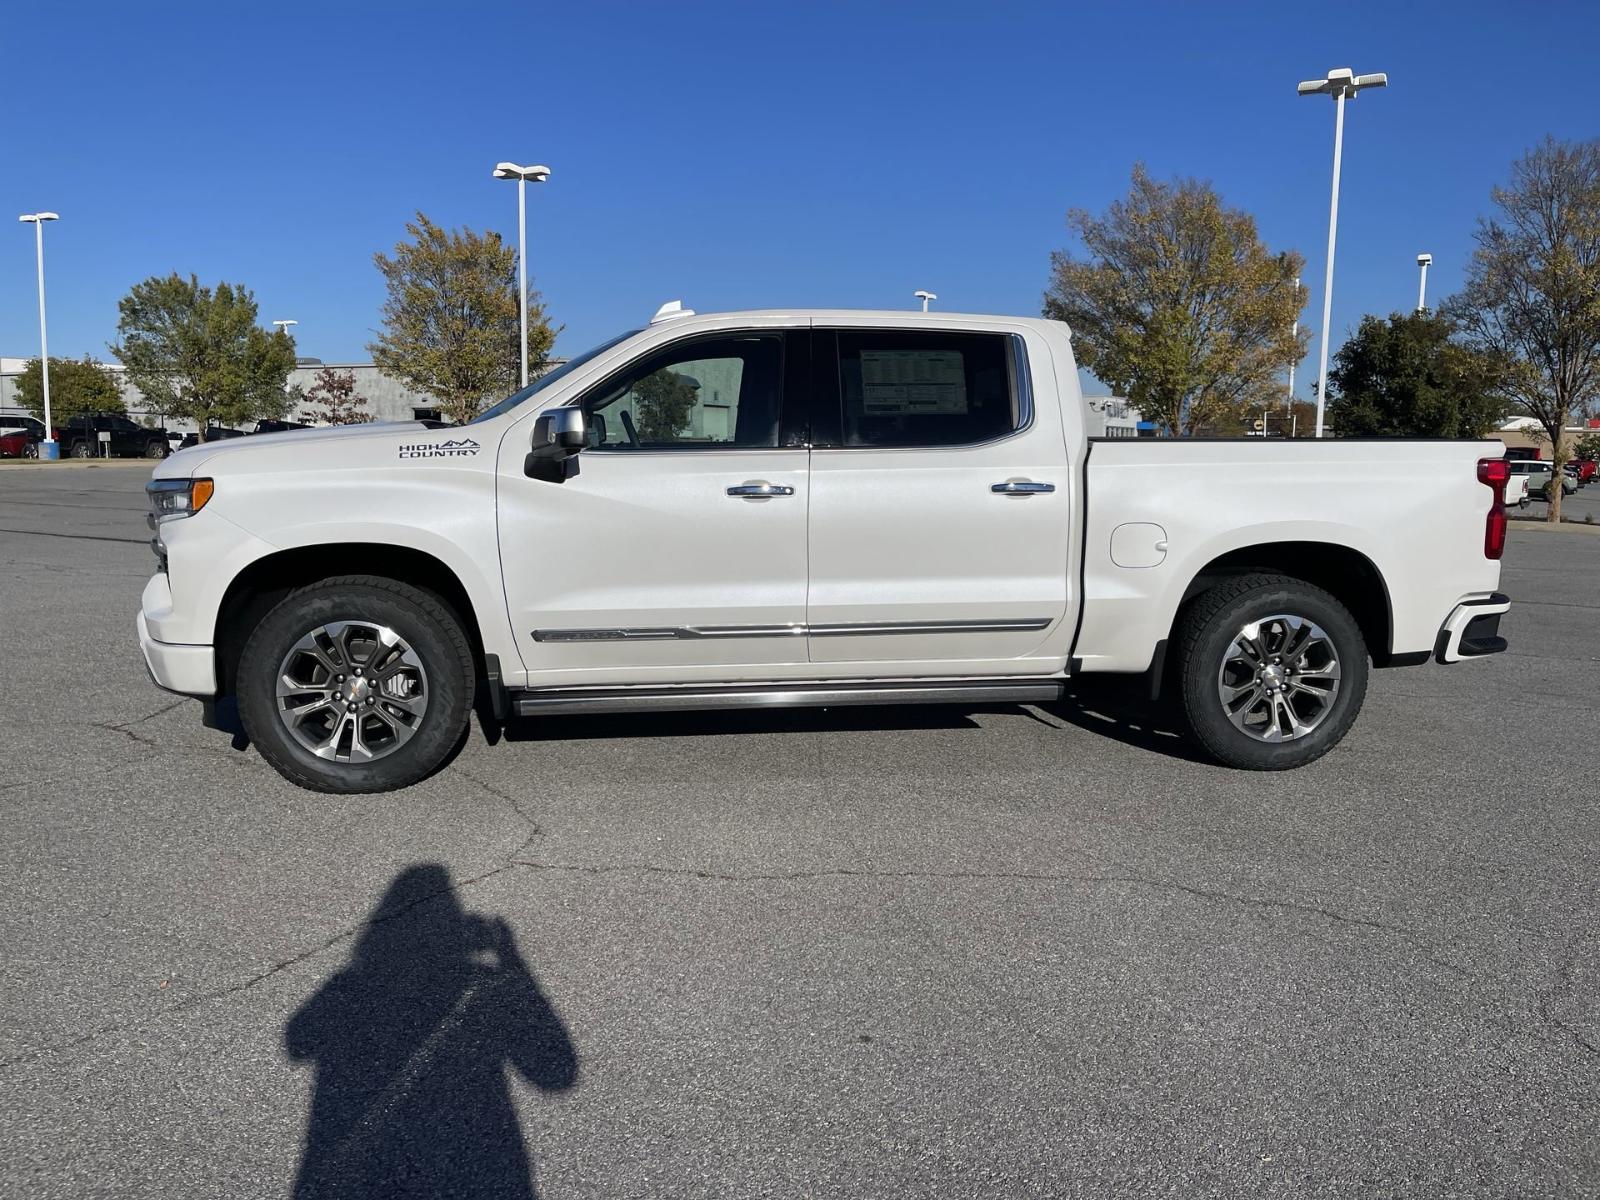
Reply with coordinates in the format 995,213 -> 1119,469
237,576 -> 475,793
144,438 -> 167,459
70,440 -> 91,459
1175,573 -> 1369,771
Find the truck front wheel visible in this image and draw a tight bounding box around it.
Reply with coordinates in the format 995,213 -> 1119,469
237,577 -> 475,793
1175,573 -> 1369,771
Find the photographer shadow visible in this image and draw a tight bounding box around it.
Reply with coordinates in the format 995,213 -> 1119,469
286,864 -> 577,1199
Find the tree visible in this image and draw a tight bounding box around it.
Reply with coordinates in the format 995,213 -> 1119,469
1326,311 -> 1507,438
300,367 -> 372,425
369,213 -> 557,424
112,274 -> 297,439
13,356 -> 124,423
631,370 -> 698,441
1044,164 -> 1307,435
1449,138 -> 1600,522
1574,431 -> 1600,463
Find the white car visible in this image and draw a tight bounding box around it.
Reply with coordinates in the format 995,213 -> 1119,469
1503,472 -> 1530,509
138,304 -> 1512,792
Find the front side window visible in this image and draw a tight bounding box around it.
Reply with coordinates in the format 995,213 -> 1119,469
834,330 -> 1017,448
580,334 -> 784,450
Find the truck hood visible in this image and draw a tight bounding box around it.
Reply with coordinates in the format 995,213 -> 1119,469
153,421 -> 432,478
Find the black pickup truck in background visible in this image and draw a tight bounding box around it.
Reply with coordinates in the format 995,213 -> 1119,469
60,412 -> 171,459
177,419 -> 311,450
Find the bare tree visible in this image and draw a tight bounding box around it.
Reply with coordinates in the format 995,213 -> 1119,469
1450,138 -> 1600,521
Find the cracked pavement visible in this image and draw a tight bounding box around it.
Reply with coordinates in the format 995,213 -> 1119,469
1,463 -> 1597,1197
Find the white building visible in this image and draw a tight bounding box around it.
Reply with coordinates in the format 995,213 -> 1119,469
1083,395 -> 1147,438
0,360 -> 522,431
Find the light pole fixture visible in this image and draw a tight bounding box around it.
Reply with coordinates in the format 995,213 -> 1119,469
493,161 -> 552,388
914,289 -> 936,312
273,319 -> 298,339
1415,254 -> 1432,312
1298,66 -> 1387,438
19,212 -> 60,460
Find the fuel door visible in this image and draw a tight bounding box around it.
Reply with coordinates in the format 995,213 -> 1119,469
1110,522 -> 1168,569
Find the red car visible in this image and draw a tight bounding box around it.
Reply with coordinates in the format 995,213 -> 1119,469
0,430 -> 39,459
1567,459 -> 1596,486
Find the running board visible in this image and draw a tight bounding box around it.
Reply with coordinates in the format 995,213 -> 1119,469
511,679 -> 1064,717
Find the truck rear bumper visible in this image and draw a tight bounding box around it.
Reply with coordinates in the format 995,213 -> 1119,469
1434,592 -> 1511,664
136,609 -> 217,696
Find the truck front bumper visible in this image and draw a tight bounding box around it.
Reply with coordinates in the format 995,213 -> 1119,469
137,576 -> 217,696
1434,592 -> 1511,664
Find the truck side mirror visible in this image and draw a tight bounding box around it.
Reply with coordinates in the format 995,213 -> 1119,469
526,407 -> 586,482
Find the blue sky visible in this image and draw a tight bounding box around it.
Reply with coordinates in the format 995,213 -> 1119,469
3,0 -> 1597,399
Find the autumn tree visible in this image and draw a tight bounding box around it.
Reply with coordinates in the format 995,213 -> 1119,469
1326,311 -> 1507,438
13,356 -> 125,423
1044,165 -> 1306,435
300,367 -> 372,425
369,213 -> 557,424
112,274 -> 297,439
1449,138 -> 1600,522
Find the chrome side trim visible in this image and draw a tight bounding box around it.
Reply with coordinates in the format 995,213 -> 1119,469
512,679 -> 1065,717
533,624 -> 805,643
531,618 -> 1053,643
807,618 -> 1052,637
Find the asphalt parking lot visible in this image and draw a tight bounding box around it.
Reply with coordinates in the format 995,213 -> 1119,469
2,461 -> 1597,1198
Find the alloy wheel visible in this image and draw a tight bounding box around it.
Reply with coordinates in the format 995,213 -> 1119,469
1215,613 -> 1342,742
275,620 -> 429,762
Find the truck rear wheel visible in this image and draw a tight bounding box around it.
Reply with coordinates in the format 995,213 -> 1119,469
1175,573 -> 1368,771
237,577 -> 475,793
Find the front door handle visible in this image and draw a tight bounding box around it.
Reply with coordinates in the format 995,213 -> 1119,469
991,481 -> 1055,495
727,482 -> 795,497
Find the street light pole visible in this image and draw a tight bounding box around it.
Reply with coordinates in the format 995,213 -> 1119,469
1298,67 -> 1387,438
19,212 -> 60,460
273,318 -> 298,340
1415,254 -> 1432,312
914,289 -> 936,312
493,162 -> 551,388
1287,275 -> 1299,425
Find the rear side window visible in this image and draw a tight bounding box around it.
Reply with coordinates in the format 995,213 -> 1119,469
834,330 -> 1018,448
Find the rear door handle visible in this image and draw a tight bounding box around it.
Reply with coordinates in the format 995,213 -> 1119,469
727,482 -> 795,497
991,481 -> 1055,495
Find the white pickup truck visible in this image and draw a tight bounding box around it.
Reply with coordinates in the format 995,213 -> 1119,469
138,305 -> 1512,793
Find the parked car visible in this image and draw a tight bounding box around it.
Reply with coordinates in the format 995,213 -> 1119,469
1571,460 -> 1598,486
0,414 -> 46,441
1508,460 -> 1555,498
1503,473 -> 1530,509
178,427 -> 248,450
59,412 -> 171,459
139,303 -> 1512,793
0,429 -> 40,459
251,419 -> 313,435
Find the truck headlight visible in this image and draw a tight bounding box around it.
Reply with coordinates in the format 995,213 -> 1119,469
147,477 -> 214,523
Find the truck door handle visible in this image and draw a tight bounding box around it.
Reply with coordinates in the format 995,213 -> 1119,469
991,481 -> 1055,495
727,482 -> 795,497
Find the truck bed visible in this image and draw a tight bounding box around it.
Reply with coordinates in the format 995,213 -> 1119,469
1073,438 -> 1505,674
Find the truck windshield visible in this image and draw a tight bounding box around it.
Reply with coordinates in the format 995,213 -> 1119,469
469,329 -> 643,424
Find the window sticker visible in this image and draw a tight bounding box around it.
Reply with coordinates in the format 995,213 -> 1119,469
860,350 -> 968,415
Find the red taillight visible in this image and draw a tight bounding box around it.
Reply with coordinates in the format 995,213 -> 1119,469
1478,457 -> 1509,560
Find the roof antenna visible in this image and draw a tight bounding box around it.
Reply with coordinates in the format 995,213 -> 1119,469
651,300 -> 695,325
